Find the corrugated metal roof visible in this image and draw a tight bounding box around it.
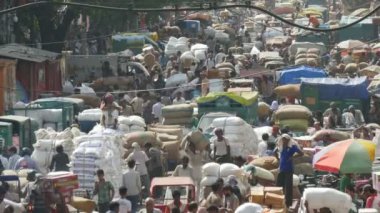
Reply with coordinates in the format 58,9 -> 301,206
0,43 -> 59,63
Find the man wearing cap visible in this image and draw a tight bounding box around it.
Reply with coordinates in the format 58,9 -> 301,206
348,105 -> 365,126
127,143 -> 150,200
274,134 -> 303,208
323,102 -> 342,127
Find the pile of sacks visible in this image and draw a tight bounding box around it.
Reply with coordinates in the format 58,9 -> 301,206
299,188 -> 353,213
274,105 -> 312,132
77,108 -> 102,133
165,37 -> 189,56
162,104 -> 194,126
122,131 -> 162,159
31,127 -> 78,174
201,162 -> 250,197
273,84 -> 301,99
210,117 -> 259,158
118,115 -> 146,133
13,103 -> 64,130
294,48 -> 320,67
71,133 -> 123,192
148,125 -> 184,161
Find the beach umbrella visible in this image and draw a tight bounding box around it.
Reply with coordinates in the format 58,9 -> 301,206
337,40 -> 368,49
313,139 -> 375,174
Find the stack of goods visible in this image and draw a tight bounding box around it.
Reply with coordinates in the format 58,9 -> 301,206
31,128 -> 76,174
71,134 -> 123,194
180,130 -> 209,151
200,163 -> 250,198
77,108 -> 102,133
162,104 -> 194,126
191,43 -> 208,61
215,62 -> 234,79
312,129 -> 351,143
122,131 -> 162,158
258,102 -> 271,119
249,186 -> 286,212
294,48 -> 320,66
274,105 -> 312,132
165,37 -> 189,56
118,115 -> 146,133
300,188 -> 352,213
273,84 -> 301,99
148,126 -> 182,162
210,117 -> 259,158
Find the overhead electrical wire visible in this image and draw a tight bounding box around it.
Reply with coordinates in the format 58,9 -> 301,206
0,1 -> 379,32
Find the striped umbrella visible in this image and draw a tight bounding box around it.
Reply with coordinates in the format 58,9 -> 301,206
313,139 -> 375,174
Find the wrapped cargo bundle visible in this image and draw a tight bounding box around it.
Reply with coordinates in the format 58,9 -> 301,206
258,102 -> 271,118
312,129 -> 351,142
118,115 -> 146,133
273,84 -> 301,98
275,105 -> 312,132
345,63 -> 358,73
71,134 -> 123,192
300,188 -> 352,213
210,117 -> 259,157
250,156 -> 279,170
162,140 -> 180,161
78,108 -> 102,133
123,131 -> 161,149
181,130 -> 209,151
32,128 -> 76,174
161,104 -> 193,126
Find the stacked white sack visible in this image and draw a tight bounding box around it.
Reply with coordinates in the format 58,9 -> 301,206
210,117 -> 259,157
14,106 -> 63,131
118,115 -> 146,133
78,108 -> 102,122
299,188 -> 353,213
71,134 -> 123,193
32,128 -> 76,174
165,37 -> 189,56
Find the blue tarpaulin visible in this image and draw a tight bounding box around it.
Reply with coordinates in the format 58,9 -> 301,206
300,77 -> 369,100
278,66 -> 328,85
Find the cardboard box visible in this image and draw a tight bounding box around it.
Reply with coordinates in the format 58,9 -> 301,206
265,192 -> 285,206
264,187 -> 283,195
250,186 -> 265,204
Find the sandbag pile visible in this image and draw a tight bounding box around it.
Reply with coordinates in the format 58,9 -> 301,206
275,105 -> 312,131
201,163 -> 250,196
210,117 -> 259,158
148,125 -> 183,161
71,134 -> 123,192
162,104 -> 194,126
273,84 -> 301,98
31,128 -> 76,174
312,129 -> 351,142
294,48 -> 320,66
118,115 -> 146,133
165,37 -> 189,56
300,188 -> 353,213
181,130 -> 210,151
258,102 -> 271,118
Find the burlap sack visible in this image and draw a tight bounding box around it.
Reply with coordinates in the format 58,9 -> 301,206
251,156 -> 279,170
162,141 -> 180,161
275,105 -> 312,120
273,84 -> 301,98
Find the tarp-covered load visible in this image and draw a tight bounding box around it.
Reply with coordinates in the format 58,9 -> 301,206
278,66 -> 327,85
197,92 -> 258,106
301,77 -> 369,100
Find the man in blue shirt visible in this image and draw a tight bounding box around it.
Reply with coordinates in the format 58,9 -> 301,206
274,134 -> 303,208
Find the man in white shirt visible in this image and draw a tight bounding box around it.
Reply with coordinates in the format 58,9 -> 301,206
172,92 -> 186,105
258,133 -> 269,157
152,97 -> 164,123
113,186 -> 132,213
172,156 -> 194,181
131,93 -> 144,116
211,128 -> 230,163
123,159 -> 142,213
127,143 -> 150,201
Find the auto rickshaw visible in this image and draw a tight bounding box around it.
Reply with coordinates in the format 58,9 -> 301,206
150,177 -> 196,212
0,115 -> 39,149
